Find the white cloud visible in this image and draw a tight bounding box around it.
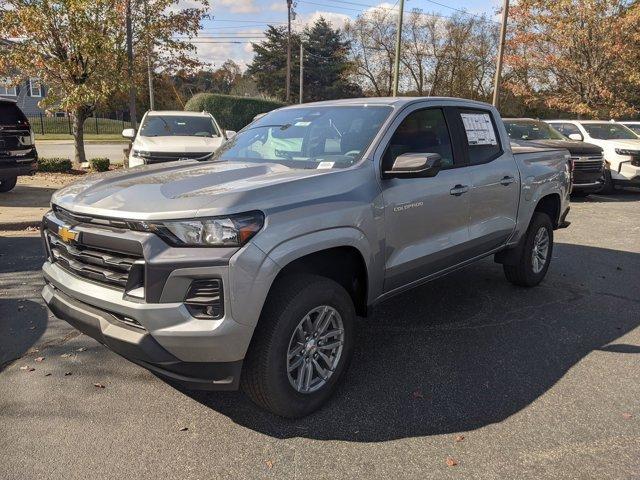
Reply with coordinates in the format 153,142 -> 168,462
294,10 -> 351,31
269,1 -> 287,12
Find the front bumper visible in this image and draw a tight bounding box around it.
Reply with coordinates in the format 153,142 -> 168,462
43,283 -> 242,390
0,158 -> 37,178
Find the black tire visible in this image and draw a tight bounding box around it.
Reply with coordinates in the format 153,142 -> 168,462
503,212 -> 554,287
0,176 -> 17,193
241,274 -> 356,418
598,169 -> 615,195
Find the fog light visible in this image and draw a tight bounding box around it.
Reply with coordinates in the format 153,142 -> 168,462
184,279 -> 223,320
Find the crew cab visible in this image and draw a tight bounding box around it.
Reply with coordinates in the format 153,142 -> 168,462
504,118 -> 604,195
546,120 -> 640,193
41,98 -> 570,417
0,98 -> 37,192
122,110 -> 234,168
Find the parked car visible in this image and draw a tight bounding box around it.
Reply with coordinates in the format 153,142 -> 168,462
123,110 -> 235,168
546,120 -> 640,193
619,121 -> 640,136
41,97 -> 570,417
504,118 -> 604,195
0,98 -> 37,192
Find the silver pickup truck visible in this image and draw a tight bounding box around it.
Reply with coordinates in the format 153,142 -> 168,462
41,97 -> 570,417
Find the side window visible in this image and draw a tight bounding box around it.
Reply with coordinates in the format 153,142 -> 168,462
554,123 -> 581,138
382,108 -> 454,172
458,108 -> 501,165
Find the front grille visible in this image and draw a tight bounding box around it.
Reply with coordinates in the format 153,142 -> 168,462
142,151 -> 213,164
571,156 -> 604,173
48,232 -> 143,289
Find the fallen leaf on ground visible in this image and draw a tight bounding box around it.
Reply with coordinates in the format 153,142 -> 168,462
44,373 -> 52,377
61,353 -> 72,358
455,435 -> 465,443
265,460 -> 274,469
179,427 -> 188,431
446,457 -> 458,467
622,413 -> 633,419
93,383 -> 105,389
29,326 -> 35,330
76,347 -> 87,352
35,357 -> 44,362
19,365 -> 30,370
412,389 -> 424,399
64,371 -> 72,376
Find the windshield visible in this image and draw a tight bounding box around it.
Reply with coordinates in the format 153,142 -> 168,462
504,120 -> 566,141
211,106 -> 392,169
582,123 -> 638,140
139,115 -> 219,137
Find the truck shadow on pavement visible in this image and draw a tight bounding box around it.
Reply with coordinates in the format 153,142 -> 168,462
184,243 -> 640,441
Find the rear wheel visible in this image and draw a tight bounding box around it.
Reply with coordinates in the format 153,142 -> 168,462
0,176 -> 17,192
241,274 -> 355,418
503,212 -> 553,287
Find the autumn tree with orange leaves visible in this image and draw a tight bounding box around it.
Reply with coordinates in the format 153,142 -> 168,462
0,0 -> 208,164
505,0 -> 640,119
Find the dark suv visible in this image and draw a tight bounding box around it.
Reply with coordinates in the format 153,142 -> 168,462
504,118 -> 604,195
0,98 -> 38,192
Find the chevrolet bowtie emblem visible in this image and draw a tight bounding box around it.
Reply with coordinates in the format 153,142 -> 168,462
58,226 -> 78,243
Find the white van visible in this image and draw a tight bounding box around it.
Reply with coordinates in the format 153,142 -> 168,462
122,111 -> 235,168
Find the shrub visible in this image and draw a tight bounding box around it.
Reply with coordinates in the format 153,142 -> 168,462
184,93 -> 286,132
38,157 -> 72,173
89,157 -> 110,172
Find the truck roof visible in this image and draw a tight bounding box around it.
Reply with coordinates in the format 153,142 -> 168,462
145,110 -> 211,117
279,96 -> 494,110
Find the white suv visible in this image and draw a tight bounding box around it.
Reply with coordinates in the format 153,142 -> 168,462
123,111 -> 234,168
546,120 -> 640,192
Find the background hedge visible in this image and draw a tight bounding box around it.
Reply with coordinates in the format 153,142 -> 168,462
89,157 -> 110,172
38,157 -> 72,173
184,93 -> 286,132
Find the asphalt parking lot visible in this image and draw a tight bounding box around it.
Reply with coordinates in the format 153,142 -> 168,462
1,191 -> 639,480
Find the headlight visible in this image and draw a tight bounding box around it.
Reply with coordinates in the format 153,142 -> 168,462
136,211 -> 264,247
132,149 -> 150,158
615,148 -> 640,156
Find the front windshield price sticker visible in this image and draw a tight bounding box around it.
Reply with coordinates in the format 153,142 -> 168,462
317,161 -> 335,169
461,113 -> 497,145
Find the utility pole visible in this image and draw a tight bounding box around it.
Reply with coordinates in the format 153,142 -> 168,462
391,0 -> 405,97
285,0 -> 293,103
125,0 -> 137,129
492,0 -> 509,108
144,0 -> 155,110
299,42 -> 304,104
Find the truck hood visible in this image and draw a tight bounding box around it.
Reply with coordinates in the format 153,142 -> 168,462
511,139 -> 602,156
52,160 -> 337,220
133,135 -> 225,152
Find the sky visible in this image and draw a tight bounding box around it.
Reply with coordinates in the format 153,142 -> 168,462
182,0 -> 502,70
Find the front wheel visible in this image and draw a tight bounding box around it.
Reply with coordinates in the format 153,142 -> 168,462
0,176 -> 17,192
241,274 -> 355,418
503,212 -> 554,287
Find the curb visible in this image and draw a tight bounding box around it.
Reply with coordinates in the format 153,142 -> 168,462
0,220 -> 41,232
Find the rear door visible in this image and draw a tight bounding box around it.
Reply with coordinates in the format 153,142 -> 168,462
454,107 -> 520,255
378,104 -> 473,293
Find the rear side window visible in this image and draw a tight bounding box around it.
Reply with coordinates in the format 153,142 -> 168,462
0,102 -> 28,127
457,108 -> 502,165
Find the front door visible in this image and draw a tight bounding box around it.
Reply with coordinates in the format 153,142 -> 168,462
379,107 -> 472,293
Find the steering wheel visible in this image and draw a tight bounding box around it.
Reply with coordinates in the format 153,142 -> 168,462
344,150 -> 360,157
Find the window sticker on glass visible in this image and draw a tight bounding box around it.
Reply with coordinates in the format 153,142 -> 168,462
317,161 -> 335,169
461,113 -> 497,146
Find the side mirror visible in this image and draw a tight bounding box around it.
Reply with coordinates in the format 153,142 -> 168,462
122,128 -> 136,139
568,133 -> 583,141
225,130 -> 237,139
385,153 -> 442,179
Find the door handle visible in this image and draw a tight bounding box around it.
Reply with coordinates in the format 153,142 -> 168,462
500,176 -> 516,186
449,184 -> 469,196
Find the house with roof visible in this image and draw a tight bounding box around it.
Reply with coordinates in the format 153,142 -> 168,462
0,39 -> 49,116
